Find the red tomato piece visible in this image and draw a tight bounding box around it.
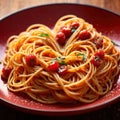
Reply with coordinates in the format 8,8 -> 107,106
25,54 -> 37,67
56,31 -> 66,45
70,22 -> 80,29
1,66 -> 12,81
78,30 -> 91,40
58,65 -> 68,75
61,26 -> 72,38
48,61 -> 59,72
91,57 -> 101,67
94,37 -> 103,49
91,50 -> 104,67
94,50 -> 104,60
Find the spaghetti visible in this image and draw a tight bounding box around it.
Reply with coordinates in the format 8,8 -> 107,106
1,15 -> 120,104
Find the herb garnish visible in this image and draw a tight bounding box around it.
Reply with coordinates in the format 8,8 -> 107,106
76,53 -> 87,62
111,41 -> 120,46
52,57 -> 67,65
71,28 -> 77,33
38,33 -> 49,37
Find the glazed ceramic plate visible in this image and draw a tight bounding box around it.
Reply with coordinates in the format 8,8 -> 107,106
0,3 -> 120,116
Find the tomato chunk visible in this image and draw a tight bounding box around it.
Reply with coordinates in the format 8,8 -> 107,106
61,26 -> 72,38
70,22 -> 80,29
91,58 -> 101,67
25,54 -> 37,67
94,50 -> 104,60
56,31 -> 66,45
78,30 -> 91,40
1,66 -> 12,81
48,61 -> 59,72
94,37 -> 103,49
91,50 -> 104,67
58,65 -> 68,75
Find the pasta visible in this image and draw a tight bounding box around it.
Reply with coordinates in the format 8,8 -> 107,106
1,15 -> 120,104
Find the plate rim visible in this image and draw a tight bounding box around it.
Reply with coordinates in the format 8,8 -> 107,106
0,92 -> 120,116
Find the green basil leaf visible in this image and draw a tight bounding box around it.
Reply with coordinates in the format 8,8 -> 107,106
71,28 -> 76,33
57,57 -> 65,61
58,61 -> 67,65
76,53 -> 87,62
111,41 -> 120,46
52,57 -> 67,65
39,33 -> 49,37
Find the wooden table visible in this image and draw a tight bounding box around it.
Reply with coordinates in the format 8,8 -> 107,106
0,0 -> 120,19
0,0 -> 120,120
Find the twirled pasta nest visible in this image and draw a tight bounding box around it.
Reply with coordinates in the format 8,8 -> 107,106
1,15 -> 120,104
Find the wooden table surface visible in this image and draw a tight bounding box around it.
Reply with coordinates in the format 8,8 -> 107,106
0,0 -> 120,120
0,0 -> 120,19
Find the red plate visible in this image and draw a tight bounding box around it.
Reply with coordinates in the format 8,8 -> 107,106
0,3 -> 120,116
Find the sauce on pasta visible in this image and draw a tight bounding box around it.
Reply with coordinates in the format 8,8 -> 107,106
1,15 -> 120,104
